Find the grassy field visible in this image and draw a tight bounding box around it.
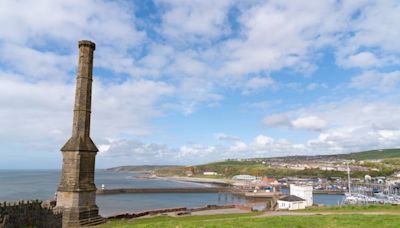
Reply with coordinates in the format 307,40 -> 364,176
303,204 -> 400,212
98,214 -> 400,228
97,205 -> 400,228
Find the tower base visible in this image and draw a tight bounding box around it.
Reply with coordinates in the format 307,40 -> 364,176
60,206 -> 106,227
55,191 -> 106,227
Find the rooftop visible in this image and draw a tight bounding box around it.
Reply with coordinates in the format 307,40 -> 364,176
279,195 -> 305,202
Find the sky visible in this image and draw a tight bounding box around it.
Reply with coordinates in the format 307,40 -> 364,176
0,0 -> 400,169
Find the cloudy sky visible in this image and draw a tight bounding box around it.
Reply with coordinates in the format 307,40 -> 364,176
1,0 -> 400,169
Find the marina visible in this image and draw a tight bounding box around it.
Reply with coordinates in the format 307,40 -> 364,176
343,165 -> 400,205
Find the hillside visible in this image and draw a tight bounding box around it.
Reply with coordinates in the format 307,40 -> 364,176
154,149 -> 400,179
262,149 -> 400,161
330,149 -> 400,160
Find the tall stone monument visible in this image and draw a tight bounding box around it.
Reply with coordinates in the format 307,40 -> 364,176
56,40 -> 105,227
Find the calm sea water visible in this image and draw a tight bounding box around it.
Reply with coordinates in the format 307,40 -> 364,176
0,170 -> 343,216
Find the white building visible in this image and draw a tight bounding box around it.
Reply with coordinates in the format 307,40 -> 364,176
277,195 -> 306,210
290,184 -> 313,207
232,175 -> 256,181
203,171 -> 218,176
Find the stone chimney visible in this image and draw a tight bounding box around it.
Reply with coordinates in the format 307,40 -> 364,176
55,40 -> 105,227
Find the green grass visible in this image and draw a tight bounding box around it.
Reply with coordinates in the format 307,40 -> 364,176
96,205 -> 400,228
98,213 -> 400,228
303,204 -> 400,212
98,213 -> 259,228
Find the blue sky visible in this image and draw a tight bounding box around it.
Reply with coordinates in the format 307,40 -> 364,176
0,0 -> 400,169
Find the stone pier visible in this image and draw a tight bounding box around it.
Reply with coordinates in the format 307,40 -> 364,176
55,40 -> 105,227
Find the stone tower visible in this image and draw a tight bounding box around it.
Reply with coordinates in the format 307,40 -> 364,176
56,40 -> 105,227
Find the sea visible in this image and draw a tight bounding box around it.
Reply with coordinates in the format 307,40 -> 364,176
0,170 -> 344,216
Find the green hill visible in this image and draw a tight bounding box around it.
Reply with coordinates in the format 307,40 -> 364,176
264,149 -> 400,161
330,149 -> 400,160
154,149 -> 400,179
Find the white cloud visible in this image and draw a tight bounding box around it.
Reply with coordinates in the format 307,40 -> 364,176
263,114 -> 292,128
99,95 -> 400,165
91,1 -> 400,164
229,141 -> 248,152
0,0 -> 145,82
92,79 -> 175,137
0,43 -> 74,80
98,139 -> 177,166
264,114 -> 327,131
215,133 -> 241,142
342,52 -> 380,69
351,71 -> 400,92
242,76 -> 275,95
349,0 -> 400,52
0,73 -> 73,143
292,116 -> 327,131
336,0 -> 400,69
0,0 -> 144,47
157,0 -> 232,44
0,73 -> 175,152
261,97 -> 400,154
220,0 -> 349,76
254,135 -> 274,145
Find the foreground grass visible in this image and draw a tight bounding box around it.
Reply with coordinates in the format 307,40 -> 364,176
99,214 -> 400,228
97,206 -> 400,228
303,204 -> 400,212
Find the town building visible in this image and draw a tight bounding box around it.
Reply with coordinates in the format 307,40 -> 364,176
290,184 -> 313,207
184,166 -> 194,176
277,195 -> 307,210
232,175 -> 257,181
261,176 -> 278,185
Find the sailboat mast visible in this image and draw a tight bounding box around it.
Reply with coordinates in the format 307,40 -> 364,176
347,163 -> 351,195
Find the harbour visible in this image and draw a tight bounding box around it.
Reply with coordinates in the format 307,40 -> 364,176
0,170 -> 345,216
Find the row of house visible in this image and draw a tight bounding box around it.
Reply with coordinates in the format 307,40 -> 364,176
230,174 -> 313,211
